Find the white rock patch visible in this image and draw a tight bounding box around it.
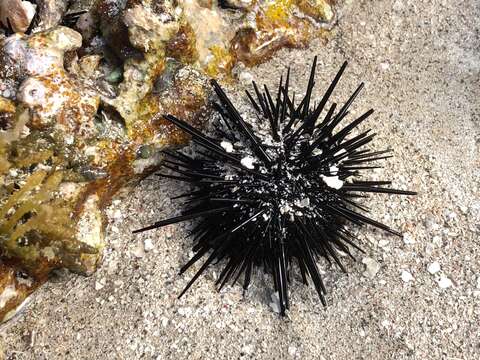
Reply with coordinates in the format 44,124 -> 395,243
438,276 -> 453,289
401,270 -> 414,283
269,292 -> 281,314
144,238 -> 154,252
362,257 -> 380,278
403,233 -> 415,244
427,261 -> 441,274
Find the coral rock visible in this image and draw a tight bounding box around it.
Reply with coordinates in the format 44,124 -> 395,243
0,0 -> 337,323
0,0 -> 36,34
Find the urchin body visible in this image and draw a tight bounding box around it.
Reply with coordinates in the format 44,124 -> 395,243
135,58 -> 415,315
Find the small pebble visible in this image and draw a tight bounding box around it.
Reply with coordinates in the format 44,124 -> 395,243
178,307 -> 192,316
112,209 -> 122,220
132,243 -> 145,258
401,270 -> 414,283
288,346 -> 297,356
241,344 -> 254,355
95,279 -> 105,291
378,239 -> 390,247
362,257 -> 380,278
427,261 -> 441,274
144,238 -> 154,252
403,233 -> 415,244
161,317 -> 169,327
269,292 -> 281,314
438,276 -> 453,289
432,235 -> 442,246
239,71 -> 253,85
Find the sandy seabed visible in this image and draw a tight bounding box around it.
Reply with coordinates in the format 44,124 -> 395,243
2,0 -> 480,359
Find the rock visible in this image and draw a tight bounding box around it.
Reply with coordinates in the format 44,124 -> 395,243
241,344 -> 254,355
144,238 -> 154,252
401,270 -> 414,283
0,0 -> 36,34
0,0 -> 36,33
378,239 -> 390,248
438,276 -> 453,289
403,232 -> 415,244
362,257 -> 381,278
427,261 -> 441,274
78,54 -> 102,78
35,0 -> 68,31
239,70 -> 253,85
269,292 -> 281,313
432,235 -> 443,246
132,242 -> 145,258
95,279 -> 105,291
73,194 -> 105,275
288,346 -> 297,356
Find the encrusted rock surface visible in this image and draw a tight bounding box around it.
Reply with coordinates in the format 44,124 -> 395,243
0,0 -> 336,323
0,0 -> 37,34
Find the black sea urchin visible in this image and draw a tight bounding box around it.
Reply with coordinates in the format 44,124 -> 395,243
134,58 -> 416,315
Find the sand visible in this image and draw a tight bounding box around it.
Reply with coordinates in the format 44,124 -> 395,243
2,0 -> 479,359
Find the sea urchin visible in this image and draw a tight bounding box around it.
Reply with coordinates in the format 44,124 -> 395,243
134,58 -> 416,315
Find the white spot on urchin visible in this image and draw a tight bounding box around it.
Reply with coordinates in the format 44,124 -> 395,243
220,141 -> 234,153
240,156 -> 256,169
329,165 -> 339,174
321,175 -> 344,189
294,197 -> 310,208
279,202 -> 292,215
